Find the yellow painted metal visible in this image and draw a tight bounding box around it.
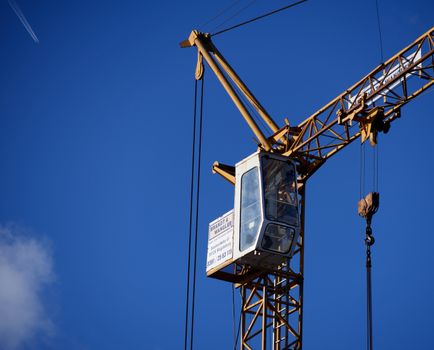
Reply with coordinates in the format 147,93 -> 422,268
283,26 -> 434,180
181,30 -> 277,151
359,108 -> 385,146
212,161 -> 235,185
196,35 -> 271,151
212,48 -> 280,134
195,52 -> 204,80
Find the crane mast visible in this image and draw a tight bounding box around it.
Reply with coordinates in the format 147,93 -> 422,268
181,27 -> 434,349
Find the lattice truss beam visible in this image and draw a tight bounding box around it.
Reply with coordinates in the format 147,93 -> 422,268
282,27 -> 434,179
241,269 -> 302,350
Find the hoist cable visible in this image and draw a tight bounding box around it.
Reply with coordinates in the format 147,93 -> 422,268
211,0 -> 308,37
183,79 -> 198,350
372,146 -> 375,193
231,284 -> 236,347
363,3 -> 384,349
374,144 -> 379,192
366,242 -> 374,350
189,76 -> 205,350
376,148 -> 377,192
233,289 -> 242,350
374,0 -> 384,63
358,4 -> 385,350
374,0 -> 383,193
359,143 -> 365,199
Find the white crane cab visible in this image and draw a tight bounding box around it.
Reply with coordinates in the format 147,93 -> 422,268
232,152 -> 300,269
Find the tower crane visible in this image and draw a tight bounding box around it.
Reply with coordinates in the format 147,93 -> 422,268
181,26 -> 434,349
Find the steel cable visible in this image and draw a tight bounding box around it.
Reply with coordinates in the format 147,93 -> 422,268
212,0 -> 257,34
373,0 -> 383,194
190,76 -> 205,350
366,243 -> 373,350
374,0 -> 384,63
231,284 -> 236,348
212,0 -> 308,37
233,288 -> 242,349
184,76 -> 205,350
183,79 -> 198,350
199,0 -> 244,30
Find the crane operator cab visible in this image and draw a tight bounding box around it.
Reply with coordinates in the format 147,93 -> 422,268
232,151 -> 300,270
206,152 -> 300,275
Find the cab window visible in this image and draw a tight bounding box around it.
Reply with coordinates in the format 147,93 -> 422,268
262,158 -> 298,227
239,167 -> 262,252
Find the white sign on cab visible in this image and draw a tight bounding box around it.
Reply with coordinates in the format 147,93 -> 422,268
206,210 -> 233,272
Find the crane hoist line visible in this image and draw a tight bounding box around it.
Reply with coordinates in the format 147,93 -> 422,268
181,27 -> 434,350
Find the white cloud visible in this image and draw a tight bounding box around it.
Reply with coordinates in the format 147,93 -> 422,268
0,225 -> 55,350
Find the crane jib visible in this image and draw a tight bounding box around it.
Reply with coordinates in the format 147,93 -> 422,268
346,50 -> 422,109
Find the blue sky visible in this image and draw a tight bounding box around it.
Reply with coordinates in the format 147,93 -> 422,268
0,0 -> 433,349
